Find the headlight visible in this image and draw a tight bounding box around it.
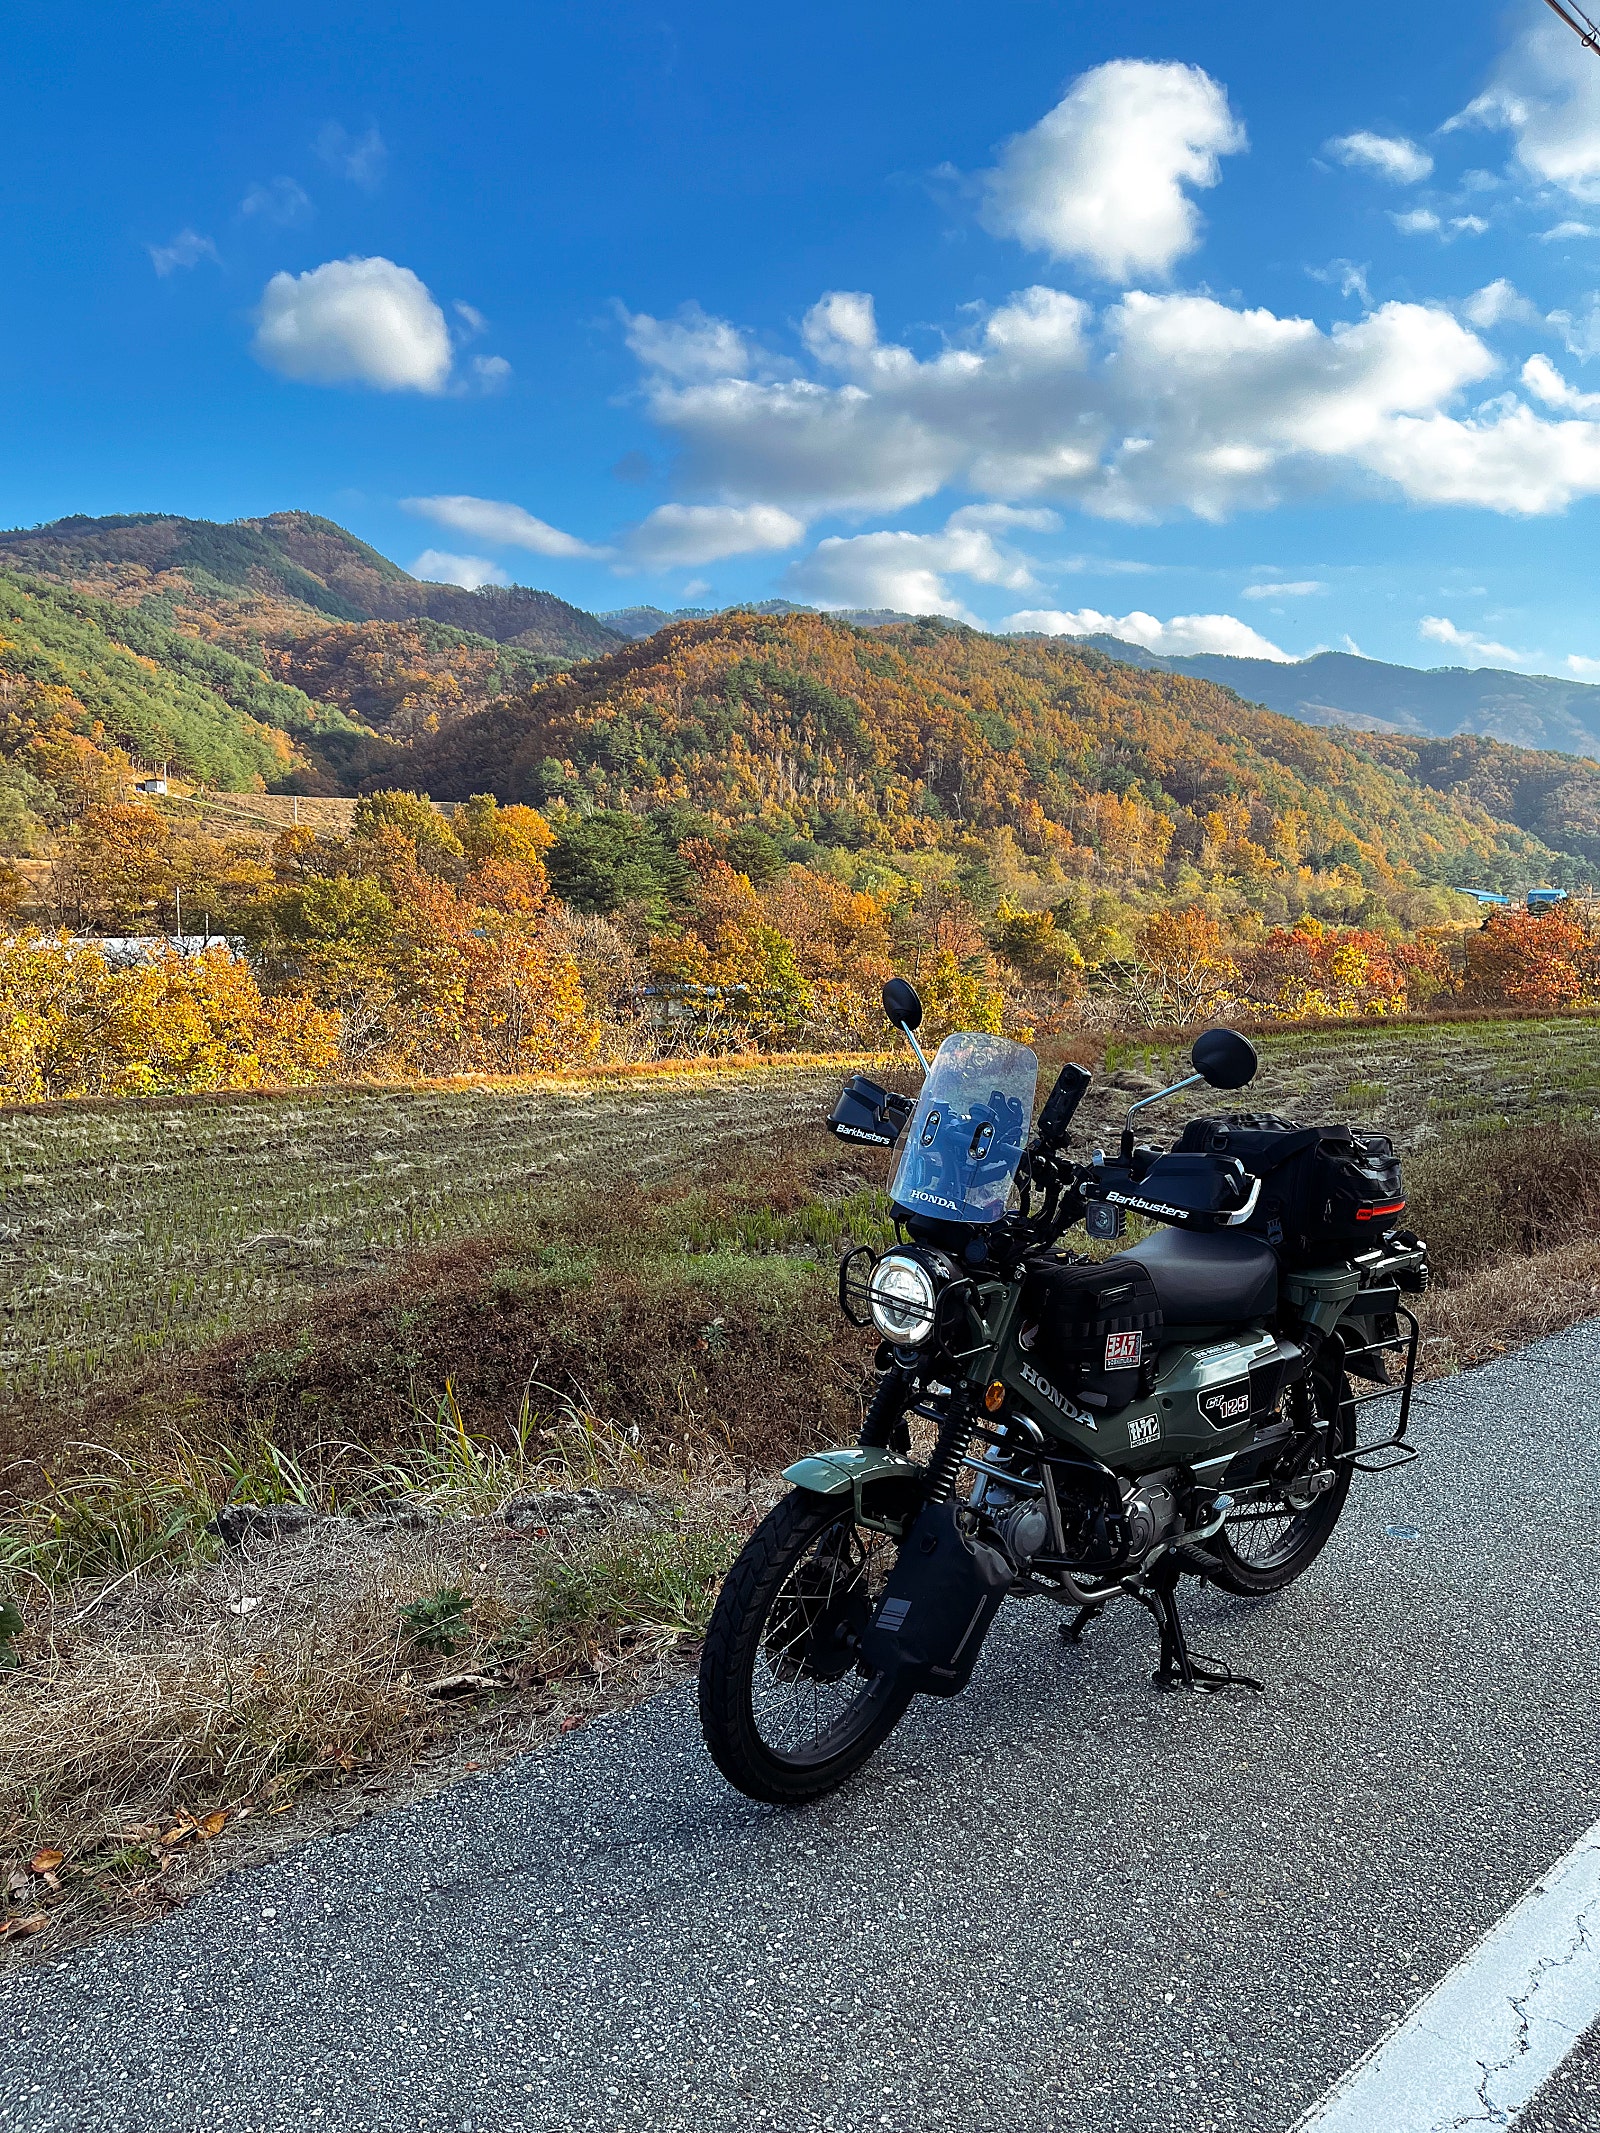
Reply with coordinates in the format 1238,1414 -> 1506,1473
868,1253 -> 939,1344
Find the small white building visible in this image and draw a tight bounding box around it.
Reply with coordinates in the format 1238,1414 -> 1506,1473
134,777 -> 168,796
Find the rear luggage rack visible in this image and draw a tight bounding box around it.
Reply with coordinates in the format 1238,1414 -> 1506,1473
1336,1305 -> 1420,1471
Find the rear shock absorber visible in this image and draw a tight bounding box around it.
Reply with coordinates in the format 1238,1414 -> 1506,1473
923,1390 -> 977,1504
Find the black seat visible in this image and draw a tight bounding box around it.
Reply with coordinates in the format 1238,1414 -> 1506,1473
1108,1226 -> 1277,1326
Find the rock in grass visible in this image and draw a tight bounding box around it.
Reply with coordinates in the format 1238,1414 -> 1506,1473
501,1487 -> 661,1534
211,1503 -> 322,1546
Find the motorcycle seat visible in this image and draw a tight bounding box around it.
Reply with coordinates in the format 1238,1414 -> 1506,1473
1109,1226 -> 1278,1326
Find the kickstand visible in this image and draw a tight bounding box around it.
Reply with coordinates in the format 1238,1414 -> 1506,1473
1136,1557 -> 1263,1695
1061,1602 -> 1105,1644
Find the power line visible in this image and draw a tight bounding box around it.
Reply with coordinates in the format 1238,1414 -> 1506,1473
1543,0 -> 1600,57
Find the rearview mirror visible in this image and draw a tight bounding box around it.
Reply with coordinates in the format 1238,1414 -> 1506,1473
882,977 -> 923,1031
1190,1027 -> 1257,1091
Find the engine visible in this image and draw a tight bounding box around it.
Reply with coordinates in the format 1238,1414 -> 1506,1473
990,1466 -> 1185,1574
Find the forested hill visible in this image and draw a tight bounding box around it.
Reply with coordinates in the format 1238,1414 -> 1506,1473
1079,638 -> 1600,760
397,608 -> 1595,892
0,512 -> 620,660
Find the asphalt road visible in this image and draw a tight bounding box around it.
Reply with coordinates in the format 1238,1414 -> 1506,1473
4,1319 -> 1599,2133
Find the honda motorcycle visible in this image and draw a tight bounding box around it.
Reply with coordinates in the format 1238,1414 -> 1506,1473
698,979 -> 1429,1803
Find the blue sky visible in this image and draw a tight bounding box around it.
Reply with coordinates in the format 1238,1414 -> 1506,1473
12,1 -> 1600,675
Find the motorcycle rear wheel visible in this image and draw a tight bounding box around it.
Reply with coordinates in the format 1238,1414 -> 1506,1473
1190,1363 -> 1356,1596
699,1490 -> 914,1804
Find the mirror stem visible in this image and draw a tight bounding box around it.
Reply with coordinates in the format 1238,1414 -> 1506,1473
897,1021 -> 932,1076
1125,1069 -> 1203,1120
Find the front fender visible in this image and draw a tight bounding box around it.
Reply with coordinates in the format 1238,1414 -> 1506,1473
782,1446 -> 925,1535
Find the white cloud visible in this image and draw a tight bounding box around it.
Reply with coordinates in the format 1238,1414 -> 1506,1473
622,302 -> 751,381
254,257 -> 452,392
788,513 -> 1041,620
317,122 -> 387,190
471,353 -> 512,390
409,551 -> 511,589
1541,219 -> 1600,239
1420,614 -> 1527,665
1326,131 -> 1433,183
1450,12 -> 1600,199
1002,607 -> 1291,659
241,177 -> 312,225
1391,208 -> 1442,235
1522,352 -> 1600,412
1309,258 -> 1373,306
1243,579 -> 1326,598
403,494 -> 607,559
1566,652 -> 1600,677
979,60 -> 1244,281
148,228 -> 218,276
1462,278 -> 1541,327
625,503 -> 805,568
631,275 -> 1600,522
454,301 -> 487,335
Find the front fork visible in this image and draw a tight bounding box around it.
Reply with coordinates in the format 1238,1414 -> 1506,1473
857,1362 -> 977,1509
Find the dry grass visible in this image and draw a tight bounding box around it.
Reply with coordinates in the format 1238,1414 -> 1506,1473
8,1016 -> 1600,1963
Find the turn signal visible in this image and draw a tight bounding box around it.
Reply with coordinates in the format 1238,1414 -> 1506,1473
984,1381 -> 1006,1414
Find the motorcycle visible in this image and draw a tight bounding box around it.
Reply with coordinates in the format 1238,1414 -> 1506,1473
698,980 -> 1429,1804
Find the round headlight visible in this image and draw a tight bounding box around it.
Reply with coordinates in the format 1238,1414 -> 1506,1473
868,1253 -> 939,1344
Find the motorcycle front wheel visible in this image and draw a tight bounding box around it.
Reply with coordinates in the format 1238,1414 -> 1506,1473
699,1490 -> 914,1804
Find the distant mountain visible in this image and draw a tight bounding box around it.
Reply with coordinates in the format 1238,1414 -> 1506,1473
393,608 -> 1597,890
0,512 -> 622,661
1062,637 -> 1600,762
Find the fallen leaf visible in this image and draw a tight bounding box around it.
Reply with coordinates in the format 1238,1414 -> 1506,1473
159,1824 -> 195,1849
27,1850 -> 64,1876
0,1914 -> 46,1940
559,1714 -> 583,1732
198,1812 -> 227,1838
228,1596 -> 262,1616
7,1869 -> 30,1897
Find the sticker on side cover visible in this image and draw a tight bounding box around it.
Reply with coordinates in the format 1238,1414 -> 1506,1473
1104,1330 -> 1143,1368
1198,1380 -> 1251,1429
1127,1413 -> 1161,1448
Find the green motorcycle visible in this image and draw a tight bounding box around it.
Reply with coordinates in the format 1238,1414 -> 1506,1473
699,978 -> 1428,1804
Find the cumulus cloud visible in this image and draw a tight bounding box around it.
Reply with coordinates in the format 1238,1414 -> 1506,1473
403,494 -> 607,559
1243,579 -> 1326,598
1522,352 -> 1600,411
787,513 -> 1042,620
1002,607 -> 1292,659
622,302 -> 751,381
470,353 -> 512,390
242,177 -> 312,225
1566,652 -> 1600,677
979,60 -> 1244,281
629,276 -> 1600,521
409,551 -> 512,589
1450,11 -> 1600,199
318,122 -> 387,190
625,503 -> 805,568
1420,614 -> 1527,665
148,228 -> 218,276
1541,218 -> 1600,239
1462,278 -> 1541,327
1327,131 -> 1433,183
1391,208 -> 1442,235
254,257 -> 453,392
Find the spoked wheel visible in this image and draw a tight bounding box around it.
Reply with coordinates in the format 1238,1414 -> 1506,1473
1192,1364 -> 1356,1596
699,1490 -> 914,1804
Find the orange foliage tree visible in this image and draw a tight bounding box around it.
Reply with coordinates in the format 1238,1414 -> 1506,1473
1460,908 -> 1600,1009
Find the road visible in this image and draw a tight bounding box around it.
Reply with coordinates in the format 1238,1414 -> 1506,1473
3,1318 -> 1598,2133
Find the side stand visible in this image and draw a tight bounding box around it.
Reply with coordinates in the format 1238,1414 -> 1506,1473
1137,1556 -> 1263,1694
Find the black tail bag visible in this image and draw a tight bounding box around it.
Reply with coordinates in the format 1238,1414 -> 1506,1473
1173,1112 -> 1406,1263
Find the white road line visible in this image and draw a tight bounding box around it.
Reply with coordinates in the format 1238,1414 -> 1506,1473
1292,1818 -> 1600,2132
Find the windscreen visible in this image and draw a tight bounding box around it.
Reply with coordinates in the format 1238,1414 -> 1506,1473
889,1032 -> 1039,1226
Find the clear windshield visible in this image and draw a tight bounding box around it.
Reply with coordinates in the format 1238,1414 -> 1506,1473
889,1032 -> 1039,1226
